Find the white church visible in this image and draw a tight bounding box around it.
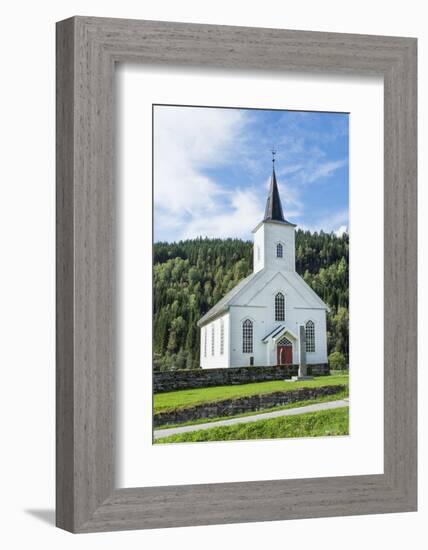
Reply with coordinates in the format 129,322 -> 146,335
198,162 -> 329,369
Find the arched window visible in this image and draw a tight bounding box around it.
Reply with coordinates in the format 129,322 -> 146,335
220,319 -> 225,355
305,320 -> 315,352
211,324 -> 215,356
242,319 -> 253,353
276,243 -> 283,258
275,292 -> 285,321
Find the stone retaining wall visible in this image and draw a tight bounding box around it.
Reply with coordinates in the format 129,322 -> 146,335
154,384 -> 344,427
153,364 -> 329,393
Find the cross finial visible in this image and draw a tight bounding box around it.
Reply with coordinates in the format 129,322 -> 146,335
272,147 -> 276,166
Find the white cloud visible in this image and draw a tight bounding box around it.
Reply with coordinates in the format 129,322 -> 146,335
180,188 -> 263,240
177,173 -> 302,241
277,164 -> 303,177
154,106 -> 247,221
277,182 -> 303,217
335,225 -> 348,237
299,209 -> 349,234
278,158 -> 347,187
305,159 -> 347,184
274,118 -> 347,189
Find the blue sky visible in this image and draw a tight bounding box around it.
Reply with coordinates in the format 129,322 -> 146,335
153,105 -> 348,242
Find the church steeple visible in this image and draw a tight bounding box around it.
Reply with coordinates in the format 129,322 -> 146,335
252,152 -> 297,274
263,166 -> 285,222
262,151 -> 292,225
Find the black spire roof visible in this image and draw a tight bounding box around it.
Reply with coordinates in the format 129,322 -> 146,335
263,167 -> 285,221
252,154 -> 296,233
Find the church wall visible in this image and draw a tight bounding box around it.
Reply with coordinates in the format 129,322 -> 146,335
228,305 -> 327,367
228,272 -> 328,367
253,224 -> 265,273
301,308 -> 328,364
200,312 -> 230,369
266,308 -> 328,366
263,222 -> 296,272
253,221 -> 297,273
229,306 -> 269,367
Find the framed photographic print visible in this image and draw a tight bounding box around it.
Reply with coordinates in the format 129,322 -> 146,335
56,17 -> 417,532
150,105 -> 350,446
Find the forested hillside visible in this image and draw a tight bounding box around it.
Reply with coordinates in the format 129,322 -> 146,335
153,231 -> 349,371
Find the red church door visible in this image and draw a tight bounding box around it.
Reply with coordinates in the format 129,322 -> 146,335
277,344 -> 292,365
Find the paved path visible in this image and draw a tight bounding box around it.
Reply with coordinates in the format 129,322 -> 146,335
154,399 -> 349,440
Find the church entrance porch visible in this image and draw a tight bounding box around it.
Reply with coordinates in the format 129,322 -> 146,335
276,336 -> 293,365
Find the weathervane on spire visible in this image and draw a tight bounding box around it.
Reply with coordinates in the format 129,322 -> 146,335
271,147 -> 276,166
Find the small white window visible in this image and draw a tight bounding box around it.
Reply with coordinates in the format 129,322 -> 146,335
242,319 -> 253,353
220,319 -> 225,355
275,292 -> 285,321
211,324 -> 215,356
276,243 -> 283,258
305,320 -> 315,352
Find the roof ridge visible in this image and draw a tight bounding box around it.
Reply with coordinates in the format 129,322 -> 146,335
197,271 -> 260,326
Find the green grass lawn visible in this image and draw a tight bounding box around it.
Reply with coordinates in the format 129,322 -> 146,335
154,374 -> 349,413
155,406 -> 349,444
155,387 -> 349,429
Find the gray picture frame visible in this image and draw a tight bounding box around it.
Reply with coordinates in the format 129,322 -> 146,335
56,16 -> 417,533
